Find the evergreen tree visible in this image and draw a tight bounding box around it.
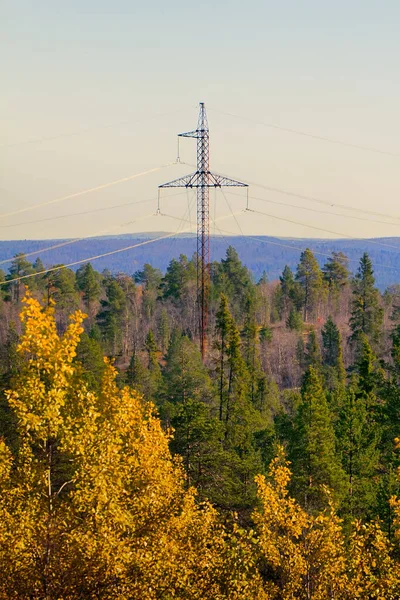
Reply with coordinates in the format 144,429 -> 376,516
158,307 -> 171,354
76,262 -> 101,318
75,332 -> 106,392
214,246 -> 254,315
290,366 -> 346,511
286,307 -> 303,331
96,277 -> 127,356
323,251 -> 350,292
134,263 -> 162,318
303,328 -> 322,370
279,265 -> 295,318
295,248 -> 324,321
322,316 -> 346,388
337,383 -> 381,522
6,253 -> 34,301
144,329 -> 162,398
162,254 -> 196,300
349,253 -> 383,347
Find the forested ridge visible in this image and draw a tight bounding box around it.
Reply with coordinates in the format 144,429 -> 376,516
0,246 -> 400,598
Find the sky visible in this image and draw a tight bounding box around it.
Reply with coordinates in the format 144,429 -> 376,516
1,0 -> 400,243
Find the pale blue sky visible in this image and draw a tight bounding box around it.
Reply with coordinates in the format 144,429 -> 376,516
2,0 -> 400,240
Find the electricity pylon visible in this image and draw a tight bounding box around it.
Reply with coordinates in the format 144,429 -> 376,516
159,102 -> 248,360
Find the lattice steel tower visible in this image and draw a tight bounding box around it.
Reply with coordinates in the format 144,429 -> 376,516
159,102 -> 247,360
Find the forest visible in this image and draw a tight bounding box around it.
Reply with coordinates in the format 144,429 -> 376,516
0,246 -> 400,598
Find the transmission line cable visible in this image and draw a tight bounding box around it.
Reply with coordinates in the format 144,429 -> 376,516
180,160 -> 400,222
225,190 -> 400,228
0,212 -> 157,267
0,163 -> 177,219
0,210 -> 239,286
246,208 -> 400,250
0,191 -> 187,230
215,223 -> 400,272
208,107 -> 400,158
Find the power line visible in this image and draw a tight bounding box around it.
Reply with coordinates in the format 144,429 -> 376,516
208,107 -> 400,158
225,190 -> 400,229
214,224 -> 400,272
0,212 -> 157,267
246,208 -> 400,250
0,210 -> 239,286
0,163 -> 177,219
0,191 -> 187,230
181,160 -> 400,222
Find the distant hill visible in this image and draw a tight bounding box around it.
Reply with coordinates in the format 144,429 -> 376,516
1,233 -> 399,290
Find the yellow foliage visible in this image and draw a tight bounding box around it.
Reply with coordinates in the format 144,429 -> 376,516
253,447 -> 400,600
0,295 -> 264,599
0,294 -> 399,599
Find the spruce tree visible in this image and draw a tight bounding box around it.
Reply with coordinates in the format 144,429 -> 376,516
304,328 -> 322,370
349,253 -> 383,347
290,366 -> 346,511
76,263 -> 101,319
323,251 -> 350,292
144,329 -> 162,398
279,265 -> 295,319
322,316 -> 346,388
295,248 -> 324,321
337,383 -> 381,522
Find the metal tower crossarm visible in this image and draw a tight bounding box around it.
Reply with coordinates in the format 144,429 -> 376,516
159,102 -> 248,360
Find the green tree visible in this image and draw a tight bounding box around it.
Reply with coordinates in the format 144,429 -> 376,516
6,253 -> 34,301
295,248 -> 324,321
286,307 -> 304,331
337,383 -> 381,522
162,254 -> 196,300
144,329 -> 162,398
96,277 -> 127,356
213,246 -> 254,316
304,328 -> 322,370
134,263 -> 162,318
323,251 -> 350,292
75,263 -> 101,319
290,366 -> 346,511
158,307 -> 171,353
278,265 -> 295,319
322,316 -> 346,388
349,253 -> 383,347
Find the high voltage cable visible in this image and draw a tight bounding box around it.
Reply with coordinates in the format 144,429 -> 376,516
214,225 -> 400,272
0,211 -> 240,286
0,191 -> 187,230
245,208 -> 400,250
208,107 -> 400,158
0,163 -> 177,219
0,212 -> 157,267
179,161 -> 400,222
225,190 -> 400,228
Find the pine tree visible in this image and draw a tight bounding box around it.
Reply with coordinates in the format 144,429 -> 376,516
290,366 -> 346,510
304,328 -> 322,370
323,251 -> 350,292
279,265 -> 295,319
286,306 -> 304,331
158,307 -> 170,353
295,248 -> 324,322
349,253 -> 383,347
322,316 -> 346,388
144,329 -> 162,398
75,262 -> 101,319
6,253 -> 34,301
134,263 -> 162,319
